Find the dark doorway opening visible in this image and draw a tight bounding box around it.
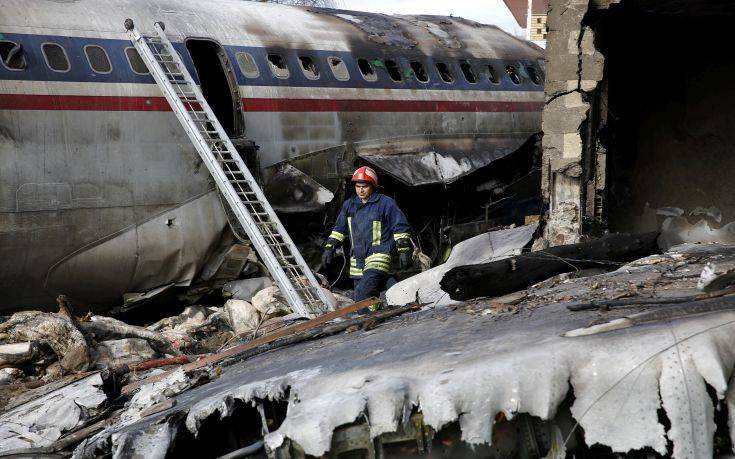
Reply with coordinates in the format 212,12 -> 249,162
185,39 -> 243,137
590,1 -> 735,235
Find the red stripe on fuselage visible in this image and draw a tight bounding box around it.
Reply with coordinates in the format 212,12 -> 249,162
0,94 -> 543,112
0,94 -> 173,111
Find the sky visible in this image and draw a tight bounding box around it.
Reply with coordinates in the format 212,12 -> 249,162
338,0 -> 524,37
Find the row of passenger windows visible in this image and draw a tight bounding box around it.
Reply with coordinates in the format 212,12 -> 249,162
0,39 -> 150,75
238,51 -> 542,86
0,39 -> 542,86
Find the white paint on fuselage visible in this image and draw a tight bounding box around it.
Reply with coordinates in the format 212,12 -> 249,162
0,0 -> 544,309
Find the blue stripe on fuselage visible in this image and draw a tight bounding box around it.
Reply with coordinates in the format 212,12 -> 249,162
0,32 -> 544,92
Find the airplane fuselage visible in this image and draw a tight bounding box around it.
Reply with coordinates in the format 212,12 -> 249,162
0,0 -> 544,310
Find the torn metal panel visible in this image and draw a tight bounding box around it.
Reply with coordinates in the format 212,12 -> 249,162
325,10 -> 418,48
0,372 -> 107,453
405,17 -> 462,49
357,136 -> 530,186
263,164 -> 334,212
110,421 -> 178,459
386,224 -> 537,307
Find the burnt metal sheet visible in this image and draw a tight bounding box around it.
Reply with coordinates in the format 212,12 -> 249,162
76,243 -> 735,458
317,9 -> 418,48
263,164 -> 334,212
357,136 -> 529,186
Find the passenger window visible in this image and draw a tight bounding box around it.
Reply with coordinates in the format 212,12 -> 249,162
84,45 -> 112,74
0,41 -> 27,70
385,59 -> 402,82
435,62 -> 454,83
486,64 -> 499,84
328,56 -> 349,81
125,47 -> 149,75
236,52 -> 259,78
506,65 -> 522,84
459,60 -> 477,83
267,54 -> 289,79
42,43 -> 70,72
410,61 -> 428,83
527,66 -> 542,85
357,58 -> 377,82
298,55 -> 320,80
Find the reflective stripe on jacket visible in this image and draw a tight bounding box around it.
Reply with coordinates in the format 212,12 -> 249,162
330,193 -> 411,278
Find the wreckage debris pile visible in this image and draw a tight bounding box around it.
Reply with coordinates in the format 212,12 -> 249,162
0,237 -> 360,456
11,227 -> 735,457
53,241 -> 735,459
0,283 -> 323,389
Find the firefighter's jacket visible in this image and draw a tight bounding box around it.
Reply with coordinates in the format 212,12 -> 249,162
329,193 -> 411,278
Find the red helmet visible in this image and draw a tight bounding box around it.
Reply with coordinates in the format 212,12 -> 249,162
351,166 -> 378,187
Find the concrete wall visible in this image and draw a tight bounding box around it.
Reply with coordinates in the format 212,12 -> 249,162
541,0 -> 608,246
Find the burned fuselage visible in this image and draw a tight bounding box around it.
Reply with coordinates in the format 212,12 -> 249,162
0,0 -> 544,310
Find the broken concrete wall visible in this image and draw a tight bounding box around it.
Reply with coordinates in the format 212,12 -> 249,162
542,0 -> 735,245
541,0 -> 610,246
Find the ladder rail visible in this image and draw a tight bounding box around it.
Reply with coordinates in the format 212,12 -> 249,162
126,21 -> 330,317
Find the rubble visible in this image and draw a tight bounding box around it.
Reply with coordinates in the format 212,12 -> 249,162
0,342 -> 44,368
251,285 -> 290,317
0,310 -> 90,373
81,315 -> 179,356
90,339 -> 158,369
223,299 -> 261,336
0,368 -> 23,385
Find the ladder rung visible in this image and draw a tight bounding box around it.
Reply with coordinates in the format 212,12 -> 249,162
280,264 -> 302,270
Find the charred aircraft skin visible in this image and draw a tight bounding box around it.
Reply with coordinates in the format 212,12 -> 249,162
0,0 -> 544,311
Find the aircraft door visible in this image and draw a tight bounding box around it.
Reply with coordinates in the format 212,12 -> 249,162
185,39 -> 244,137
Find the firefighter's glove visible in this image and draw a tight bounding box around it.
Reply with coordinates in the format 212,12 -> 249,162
396,238 -> 413,270
322,238 -> 340,266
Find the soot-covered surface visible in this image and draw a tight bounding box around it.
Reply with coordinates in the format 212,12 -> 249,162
77,243 -> 735,458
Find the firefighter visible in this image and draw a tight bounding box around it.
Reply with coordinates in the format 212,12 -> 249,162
322,166 -> 412,303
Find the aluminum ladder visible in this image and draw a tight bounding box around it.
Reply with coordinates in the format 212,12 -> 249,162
125,19 -> 329,317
